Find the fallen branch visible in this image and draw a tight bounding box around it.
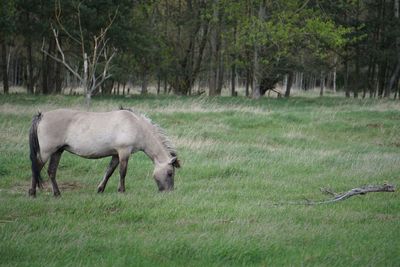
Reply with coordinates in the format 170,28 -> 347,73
278,183 -> 395,205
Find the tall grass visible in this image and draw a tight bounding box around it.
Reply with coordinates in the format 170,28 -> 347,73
0,94 -> 399,266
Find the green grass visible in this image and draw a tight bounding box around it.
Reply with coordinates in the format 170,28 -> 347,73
0,94 -> 399,266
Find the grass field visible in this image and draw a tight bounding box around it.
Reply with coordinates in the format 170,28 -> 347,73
0,94 -> 399,266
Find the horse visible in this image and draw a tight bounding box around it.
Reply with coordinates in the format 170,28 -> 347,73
28,108 -> 180,197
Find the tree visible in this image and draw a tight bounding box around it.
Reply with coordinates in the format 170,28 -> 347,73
236,0 -> 349,98
2,0 -> 398,99
157,0 -> 211,95
126,2 -> 163,95
42,2 -> 117,105
0,0 -> 16,94
388,0 -> 400,96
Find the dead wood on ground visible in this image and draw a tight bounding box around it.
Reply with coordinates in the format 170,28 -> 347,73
277,183 -> 395,205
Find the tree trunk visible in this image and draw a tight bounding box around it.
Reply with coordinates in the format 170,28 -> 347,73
373,63 -> 379,97
345,60 -> 350,97
46,38 -> 56,93
83,52 -> 89,104
366,55 -> 376,98
252,45 -> 260,99
41,37 -> 56,94
231,24 -> 237,97
85,92 -> 91,108
354,0 -> 360,98
216,5 -> 224,96
26,38 -> 34,94
209,0 -> 220,96
333,63 -> 337,93
369,63 -> 376,98
231,63 -> 236,96
284,72 -> 294,98
378,60 -> 387,97
157,73 -> 161,95
217,49 -> 224,95
300,72 -> 304,90
388,0 -> 400,96
397,78 -> 400,99
1,39 -> 9,94
41,42 -> 48,94
354,54 -> 360,98
189,22 -> 209,94
251,1 -> 265,99
172,16 -> 209,95
54,61 -> 62,94
141,69 -> 148,95
245,68 -> 250,97
320,71 -> 325,97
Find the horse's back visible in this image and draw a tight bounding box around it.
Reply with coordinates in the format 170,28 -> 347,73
38,109 -> 143,159
67,110 -> 140,142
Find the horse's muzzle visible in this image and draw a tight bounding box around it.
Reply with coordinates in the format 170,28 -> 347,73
156,180 -> 174,192
158,185 -> 174,192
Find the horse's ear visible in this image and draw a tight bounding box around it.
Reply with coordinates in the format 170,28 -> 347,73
170,157 -> 181,168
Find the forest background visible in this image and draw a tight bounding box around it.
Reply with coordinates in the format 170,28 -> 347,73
1,0 -> 399,100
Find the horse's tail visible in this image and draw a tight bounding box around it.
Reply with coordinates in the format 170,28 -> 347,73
29,112 -> 43,189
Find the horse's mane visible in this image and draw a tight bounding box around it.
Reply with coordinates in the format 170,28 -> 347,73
120,107 -> 177,158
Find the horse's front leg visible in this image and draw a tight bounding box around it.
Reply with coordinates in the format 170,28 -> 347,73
97,155 -> 119,193
48,150 -> 63,197
118,155 -> 130,193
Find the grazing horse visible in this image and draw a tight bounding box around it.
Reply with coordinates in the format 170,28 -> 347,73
28,108 -> 180,197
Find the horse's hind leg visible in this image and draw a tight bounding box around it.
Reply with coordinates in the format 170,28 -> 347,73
29,161 -> 45,197
47,151 -> 63,197
118,153 -> 130,193
97,155 -> 119,193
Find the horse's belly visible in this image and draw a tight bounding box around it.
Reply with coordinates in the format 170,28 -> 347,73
65,138 -> 119,159
65,145 -> 117,159
65,131 -> 138,159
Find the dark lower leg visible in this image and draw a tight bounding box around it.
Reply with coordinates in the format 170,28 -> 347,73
29,161 -> 44,197
97,156 -> 119,193
28,178 -> 37,197
48,151 -> 62,197
118,159 -> 128,193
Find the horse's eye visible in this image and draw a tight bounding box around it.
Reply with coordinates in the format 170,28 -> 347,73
167,170 -> 173,177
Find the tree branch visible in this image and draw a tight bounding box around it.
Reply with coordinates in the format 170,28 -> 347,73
277,184 -> 395,205
55,0 -> 82,45
77,2 -> 86,59
91,48 -> 116,92
41,35 -> 83,83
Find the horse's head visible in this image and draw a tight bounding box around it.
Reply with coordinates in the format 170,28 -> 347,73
153,157 -> 180,192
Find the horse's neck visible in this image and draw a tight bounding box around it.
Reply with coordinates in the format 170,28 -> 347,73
142,131 -> 170,165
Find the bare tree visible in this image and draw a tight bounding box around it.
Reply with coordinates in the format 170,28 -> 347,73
42,2 -> 117,106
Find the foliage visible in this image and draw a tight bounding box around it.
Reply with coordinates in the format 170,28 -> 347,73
236,1 -> 350,81
0,0 -> 16,38
1,0 -> 399,97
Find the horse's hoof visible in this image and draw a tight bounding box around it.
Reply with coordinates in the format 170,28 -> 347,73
97,187 -> 104,193
53,191 -> 61,197
118,188 -> 125,193
28,189 -> 36,197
